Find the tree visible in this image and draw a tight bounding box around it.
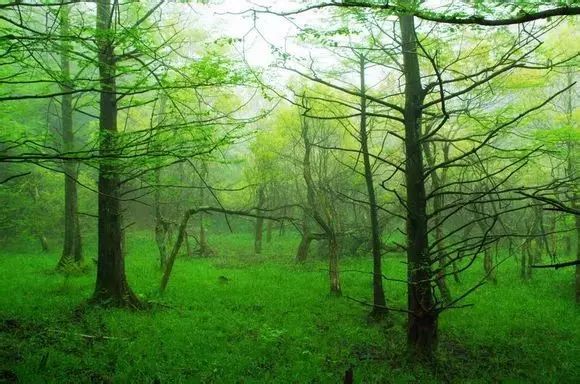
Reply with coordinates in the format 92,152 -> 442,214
249,0 -> 580,359
91,0 -> 141,307
56,3 -> 83,270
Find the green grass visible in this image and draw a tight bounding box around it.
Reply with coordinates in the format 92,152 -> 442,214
0,232 -> 578,383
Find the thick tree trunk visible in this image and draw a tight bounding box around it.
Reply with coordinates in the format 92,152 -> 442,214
358,55 -> 387,317
92,0 -> 140,308
57,3 -> 82,269
400,13 -> 437,358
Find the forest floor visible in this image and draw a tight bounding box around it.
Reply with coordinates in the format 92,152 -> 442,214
0,232 -> 579,383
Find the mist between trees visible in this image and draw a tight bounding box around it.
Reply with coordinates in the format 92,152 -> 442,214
0,0 -> 579,381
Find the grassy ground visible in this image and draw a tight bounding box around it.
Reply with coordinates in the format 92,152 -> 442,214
0,232 -> 578,383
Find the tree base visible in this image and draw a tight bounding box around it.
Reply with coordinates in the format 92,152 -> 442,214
89,289 -> 147,310
408,312 -> 438,361
329,288 -> 342,297
368,306 -> 390,323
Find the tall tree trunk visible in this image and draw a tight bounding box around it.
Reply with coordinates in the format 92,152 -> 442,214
57,3 -> 83,269
400,13 -> 437,358
358,54 -> 387,318
564,70 -> 579,304
154,94 -> 168,268
575,208 -> 579,304
92,0 -> 140,308
570,141 -> 579,303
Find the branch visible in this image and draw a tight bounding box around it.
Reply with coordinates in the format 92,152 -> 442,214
531,260 -> 580,269
243,2 -> 580,26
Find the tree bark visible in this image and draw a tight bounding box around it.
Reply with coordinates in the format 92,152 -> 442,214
266,220 -> 273,243
57,3 -> 82,269
400,12 -> 437,358
423,142 -> 451,304
92,0 -> 140,308
254,186 -> 265,255
154,94 -> 168,268
301,115 -> 341,295
295,212 -> 312,263
358,54 -> 387,318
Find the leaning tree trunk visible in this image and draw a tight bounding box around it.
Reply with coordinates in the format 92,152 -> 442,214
400,12 -> 437,359
57,3 -> 82,269
358,54 -> 387,318
295,212 -> 312,263
92,0 -> 140,308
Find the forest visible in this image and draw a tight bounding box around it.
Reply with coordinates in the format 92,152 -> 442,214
0,0 -> 579,383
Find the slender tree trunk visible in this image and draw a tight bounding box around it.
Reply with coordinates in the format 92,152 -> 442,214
521,239 -> 529,280
198,162 -> 210,257
279,206 -> 287,236
575,211 -> 580,304
184,231 -> 193,258
301,115 -> 341,295
266,220 -> 273,243
423,142 -> 451,303
358,55 -> 387,317
563,71 -> 579,303
153,94 -> 168,268
254,187 -> 265,255
475,215 -> 498,283
92,0 -> 140,308
571,144 -> 579,303
199,216 -> 207,255
57,3 -> 83,269
400,13 -> 437,358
